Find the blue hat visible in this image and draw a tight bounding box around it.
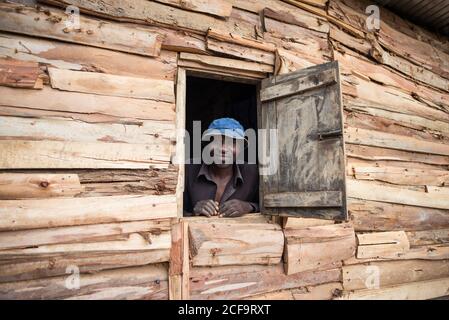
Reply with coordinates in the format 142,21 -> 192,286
202,118 -> 247,141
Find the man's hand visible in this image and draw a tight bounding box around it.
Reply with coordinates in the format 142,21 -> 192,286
219,199 -> 253,217
193,200 -> 219,217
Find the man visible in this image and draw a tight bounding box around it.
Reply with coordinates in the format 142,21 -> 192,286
184,118 -> 259,217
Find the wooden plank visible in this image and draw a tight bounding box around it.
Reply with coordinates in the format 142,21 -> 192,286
284,223 -> 356,274
181,220 -> 190,300
343,260 -> 449,291
0,58 -> 42,89
169,221 -> 182,300
262,7 -> 329,34
346,145 -> 449,167
336,277 -> 449,300
0,219 -> 171,250
175,67 -> 186,217
0,173 -> 83,200
0,33 -> 177,80
0,86 -> 176,123
154,0 -> 232,18
178,59 -> 267,80
349,165 -> 449,187
0,231 -> 170,258
345,127 -> 449,156
406,229 -> 449,247
347,179 -> 449,210
189,221 -> 284,266
265,191 -> 342,207
206,38 -> 275,66
245,282 -> 342,300
0,116 -> 175,144
0,251 -> 169,283
282,217 -> 335,229
0,264 -> 168,300
40,0 -> 255,37
0,2 -> 163,57
261,67 -> 336,101
207,28 -> 276,52
48,68 -> 175,103
348,199 -> 449,232
356,231 -> 410,259
180,52 -> 273,73
0,194 -> 176,231
190,264 -> 341,300
0,140 -> 171,169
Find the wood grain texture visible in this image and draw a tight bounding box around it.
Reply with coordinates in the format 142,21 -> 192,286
356,231 -> 410,259
0,194 -> 177,231
0,2 -> 164,57
343,260 -> 449,291
48,68 -> 175,102
190,264 -> 341,300
0,57 -> 42,89
284,223 -> 356,274
188,221 -> 284,266
0,173 -> 83,199
0,264 -> 169,300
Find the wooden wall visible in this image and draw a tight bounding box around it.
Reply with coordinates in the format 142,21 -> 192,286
0,0 -> 448,299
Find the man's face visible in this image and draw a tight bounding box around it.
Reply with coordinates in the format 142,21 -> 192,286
209,135 -> 242,168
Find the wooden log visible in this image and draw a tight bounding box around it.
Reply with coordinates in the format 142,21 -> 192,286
349,199 -> 449,232
336,277 -> 449,300
348,165 -> 449,187
188,221 -> 284,266
345,127 -> 449,156
343,260 -> 449,291
0,86 -> 176,123
0,251 -> 169,283
0,2 -> 163,57
0,58 -> 42,89
284,223 -> 356,274
48,68 -> 175,103
0,173 -> 83,199
0,194 -> 177,231
244,282 -> 342,300
0,140 -> 171,169
206,38 -> 275,66
190,264 -> 341,300
356,231 -> 410,259
0,33 -> 177,80
0,116 -> 175,145
40,0 -> 255,37
179,52 -> 273,73
154,0 -> 232,18
0,264 -> 168,300
187,214 -> 271,224
0,219 -> 171,250
181,220 -> 190,300
347,179 -> 449,210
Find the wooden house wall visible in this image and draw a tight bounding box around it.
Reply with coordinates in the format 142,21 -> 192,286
0,0 -> 448,300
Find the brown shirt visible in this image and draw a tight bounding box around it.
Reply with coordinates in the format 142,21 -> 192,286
183,163 -> 259,216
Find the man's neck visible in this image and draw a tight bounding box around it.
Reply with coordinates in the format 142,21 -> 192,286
209,164 -> 233,180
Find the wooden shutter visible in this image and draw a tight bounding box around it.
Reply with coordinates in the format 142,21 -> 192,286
258,61 -> 347,220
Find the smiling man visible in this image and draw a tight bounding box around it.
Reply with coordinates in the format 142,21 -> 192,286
183,118 -> 259,217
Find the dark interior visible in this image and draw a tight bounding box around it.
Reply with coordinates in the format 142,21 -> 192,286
185,75 -> 258,162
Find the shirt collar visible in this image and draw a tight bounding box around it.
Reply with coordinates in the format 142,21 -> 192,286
197,164 -> 244,187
